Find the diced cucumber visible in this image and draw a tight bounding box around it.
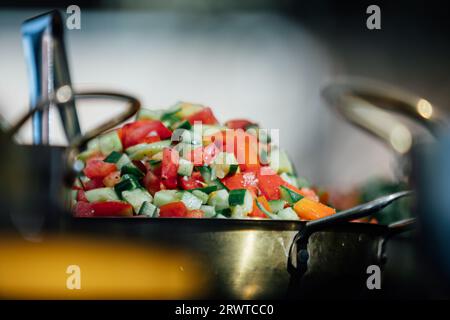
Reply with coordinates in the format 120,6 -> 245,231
114,174 -> 141,196
177,158 -> 194,176
207,189 -> 229,211
200,205 -> 216,218
171,128 -> 192,144
137,108 -> 162,121
268,200 -> 286,213
148,159 -> 161,166
229,189 -> 253,217
179,191 -> 203,210
192,190 -> 209,204
215,213 -> 228,219
277,207 -> 299,220
138,201 -> 158,217
85,187 -> 119,202
216,208 -> 232,218
279,185 -> 303,204
115,153 -> 132,170
138,201 -> 157,216
211,152 -> 238,179
269,148 -> 294,174
121,163 -> 144,179
126,140 -> 171,160
280,172 -> 299,188
153,190 -> 180,207
228,189 -> 248,206
255,199 -> 278,220
122,188 -> 153,214
99,131 -> 123,155
104,151 -> 123,163
192,185 -> 217,194
173,120 -> 192,131
198,165 -> 212,182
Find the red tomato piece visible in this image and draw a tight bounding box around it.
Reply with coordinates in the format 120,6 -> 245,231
186,107 -> 219,125
143,170 -> 162,196
90,201 -> 133,217
84,158 -> 117,179
121,120 -> 172,148
178,172 -> 204,190
73,201 -> 94,217
76,190 -> 88,202
159,201 -> 188,218
225,119 -> 255,130
221,171 -> 259,195
185,209 -> 204,218
161,148 -> 179,189
257,170 -> 286,200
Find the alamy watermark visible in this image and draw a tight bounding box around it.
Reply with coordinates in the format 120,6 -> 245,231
366,5 -> 381,30
66,5 -> 81,30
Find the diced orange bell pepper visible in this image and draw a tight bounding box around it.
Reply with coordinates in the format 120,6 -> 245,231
293,197 -> 336,220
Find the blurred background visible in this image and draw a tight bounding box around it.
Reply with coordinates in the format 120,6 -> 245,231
1,0 -> 449,190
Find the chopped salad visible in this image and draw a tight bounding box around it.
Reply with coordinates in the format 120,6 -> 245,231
71,102 -> 336,220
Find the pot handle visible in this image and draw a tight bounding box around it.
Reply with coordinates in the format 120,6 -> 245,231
6,86 -> 141,185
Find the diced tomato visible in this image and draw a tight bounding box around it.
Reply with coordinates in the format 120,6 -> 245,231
299,187 -> 319,202
83,158 -> 117,179
142,135 -> 161,144
257,171 -> 286,200
76,190 -> 88,202
161,148 -> 179,189
143,170 -> 162,196
178,172 -> 204,190
91,201 -> 133,217
185,209 -> 204,218
159,201 -> 188,218
103,171 -> 121,187
225,119 -> 255,130
73,201 -> 133,217
73,201 -> 94,217
186,107 -> 218,125
221,171 -> 259,195
83,178 -> 105,190
121,120 -> 172,148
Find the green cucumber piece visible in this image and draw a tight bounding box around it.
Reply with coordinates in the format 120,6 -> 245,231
104,151 -> 123,163
228,189 -> 247,206
215,208 -> 232,218
179,191 -> 203,210
174,120 -> 192,130
114,174 -> 141,196
85,187 -> 119,202
191,190 -> 209,204
255,199 -> 278,219
120,163 -> 144,179
153,190 -> 180,207
277,207 -> 299,220
138,201 -> 158,217
77,149 -> 99,162
177,158 -> 194,176
99,131 -> 123,155
126,140 -> 171,160
115,153 -> 132,170
279,185 -> 303,204
207,189 -> 229,211
200,205 -> 216,218
192,185 -> 217,194
122,188 -> 153,214
268,200 -> 286,213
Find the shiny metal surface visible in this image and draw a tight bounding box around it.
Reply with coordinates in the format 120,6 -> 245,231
22,10 -> 81,144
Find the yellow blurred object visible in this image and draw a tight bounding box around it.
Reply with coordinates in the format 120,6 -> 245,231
416,98 -> 433,119
0,234 -> 208,299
